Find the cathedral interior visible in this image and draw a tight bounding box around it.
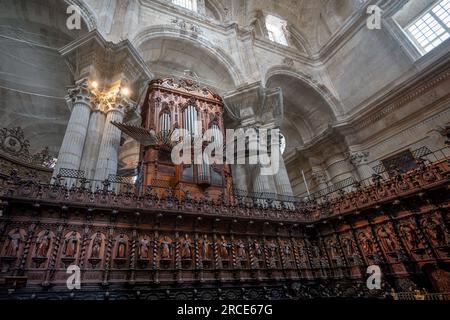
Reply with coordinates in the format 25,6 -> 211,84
0,0 -> 450,301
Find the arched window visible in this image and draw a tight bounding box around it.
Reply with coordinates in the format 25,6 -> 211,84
183,105 -> 198,137
159,110 -> 171,134
172,0 -> 197,12
265,14 -> 288,46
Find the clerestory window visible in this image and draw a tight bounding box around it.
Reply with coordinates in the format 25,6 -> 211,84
405,0 -> 450,54
265,14 -> 288,46
172,0 -> 198,12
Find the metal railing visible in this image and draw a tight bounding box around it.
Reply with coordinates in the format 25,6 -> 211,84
308,146 -> 450,201
36,145 -> 450,206
393,290 -> 450,300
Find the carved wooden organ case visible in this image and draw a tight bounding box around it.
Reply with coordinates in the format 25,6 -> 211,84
119,78 -> 232,201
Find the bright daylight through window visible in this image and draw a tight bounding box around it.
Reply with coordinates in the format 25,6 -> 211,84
406,0 -> 450,54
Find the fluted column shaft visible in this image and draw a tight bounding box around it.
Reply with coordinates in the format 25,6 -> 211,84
273,156 -> 293,196
94,108 -> 124,181
355,163 -> 373,181
80,111 -> 106,180
231,164 -> 248,192
325,154 -> 354,184
53,81 -> 92,179
311,166 -> 329,192
252,165 -> 276,195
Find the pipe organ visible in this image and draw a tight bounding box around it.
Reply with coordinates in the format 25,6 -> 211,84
116,78 -> 232,201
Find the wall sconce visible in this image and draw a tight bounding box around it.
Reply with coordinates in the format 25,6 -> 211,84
121,87 -> 130,97
90,80 -> 99,89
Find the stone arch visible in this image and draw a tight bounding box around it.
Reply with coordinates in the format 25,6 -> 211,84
65,0 -> 98,31
131,25 -> 243,90
205,0 -> 226,21
0,0 -> 91,154
264,66 -> 339,154
264,65 -> 343,117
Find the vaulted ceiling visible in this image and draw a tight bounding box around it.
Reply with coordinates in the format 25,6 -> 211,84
224,0 -> 363,52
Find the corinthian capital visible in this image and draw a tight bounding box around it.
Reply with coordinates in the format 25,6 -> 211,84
91,87 -> 136,114
67,79 -> 93,106
311,170 -> 327,184
108,92 -> 135,114
347,151 -> 369,166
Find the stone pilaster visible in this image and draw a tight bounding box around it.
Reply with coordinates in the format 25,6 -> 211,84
53,79 -> 92,179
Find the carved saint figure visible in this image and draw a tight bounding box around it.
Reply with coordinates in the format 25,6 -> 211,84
295,240 -> 305,258
253,240 -> 263,258
328,240 -> 339,258
139,236 -> 150,259
91,232 -> 102,258
35,230 -> 51,257
160,237 -> 171,259
379,227 -> 396,252
116,234 -> 127,258
309,241 -> 320,259
201,235 -> 210,259
283,243 -> 291,257
268,241 -> 278,258
181,234 -> 192,259
423,218 -> 447,246
237,240 -> 246,258
219,236 -> 229,259
400,224 -> 419,249
5,228 -> 23,257
342,237 -> 355,256
64,231 -> 78,257
359,232 -> 373,255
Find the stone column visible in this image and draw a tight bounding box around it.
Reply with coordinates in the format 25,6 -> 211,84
311,167 -> 329,192
308,157 -> 329,192
348,151 -> 372,181
273,155 -> 294,197
80,110 -> 106,180
249,130 -> 277,197
325,153 -> 354,184
53,79 -> 92,179
231,164 -> 248,192
94,97 -> 131,182
253,169 -> 276,195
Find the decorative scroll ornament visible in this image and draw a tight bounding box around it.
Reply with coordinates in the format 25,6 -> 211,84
171,17 -> 203,34
68,78 -> 92,105
150,78 -> 222,101
283,57 -> 294,67
0,127 -> 56,168
347,151 -> 370,166
0,127 -> 30,158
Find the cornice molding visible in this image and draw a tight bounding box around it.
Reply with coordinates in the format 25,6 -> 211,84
59,30 -> 153,89
337,50 -> 450,132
